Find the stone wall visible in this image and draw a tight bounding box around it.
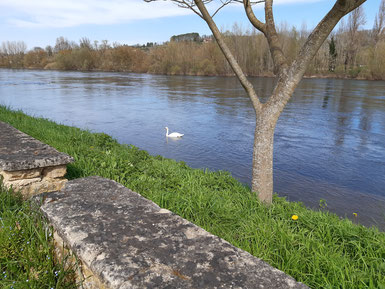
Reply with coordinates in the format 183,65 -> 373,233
52,231 -> 108,289
1,165 -> 68,198
38,177 -> 308,289
0,121 -> 73,198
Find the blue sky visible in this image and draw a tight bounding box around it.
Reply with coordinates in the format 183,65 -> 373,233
0,0 -> 381,50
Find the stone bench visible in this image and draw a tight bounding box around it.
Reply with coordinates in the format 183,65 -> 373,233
0,121 -> 73,198
39,176 -> 308,289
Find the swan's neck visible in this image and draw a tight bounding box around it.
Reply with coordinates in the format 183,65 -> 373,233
165,128 -> 169,136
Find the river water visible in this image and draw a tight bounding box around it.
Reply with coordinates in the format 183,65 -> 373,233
1,69 -> 384,230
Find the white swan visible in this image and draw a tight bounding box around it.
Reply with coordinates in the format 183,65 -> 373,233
165,127 -> 184,138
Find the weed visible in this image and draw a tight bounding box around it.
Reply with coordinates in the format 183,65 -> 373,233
0,180 -> 78,288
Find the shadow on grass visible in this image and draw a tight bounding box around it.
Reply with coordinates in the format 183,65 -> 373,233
66,164 -> 85,180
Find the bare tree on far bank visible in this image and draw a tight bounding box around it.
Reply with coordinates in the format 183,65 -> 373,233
144,0 -> 366,203
0,41 -> 27,68
2,5 -> 385,79
373,0 -> 385,43
345,6 -> 366,71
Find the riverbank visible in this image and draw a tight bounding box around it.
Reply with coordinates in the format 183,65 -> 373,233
1,28 -> 384,81
3,65 -> 383,82
0,105 -> 384,288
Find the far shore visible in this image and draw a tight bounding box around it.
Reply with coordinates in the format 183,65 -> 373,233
1,66 -> 383,82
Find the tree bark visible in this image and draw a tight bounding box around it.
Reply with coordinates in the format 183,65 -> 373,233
251,112 -> 278,203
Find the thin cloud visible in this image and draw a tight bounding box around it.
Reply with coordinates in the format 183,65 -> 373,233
0,0 -> 192,28
0,0 -> 324,28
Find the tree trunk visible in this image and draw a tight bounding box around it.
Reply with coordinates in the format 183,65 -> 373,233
154,0 -> 366,205
251,112 -> 279,203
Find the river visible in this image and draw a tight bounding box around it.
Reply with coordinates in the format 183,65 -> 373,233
1,69 -> 384,230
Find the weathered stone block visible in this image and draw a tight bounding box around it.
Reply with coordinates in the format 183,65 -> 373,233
24,179 -> 68,198
39,177 -> 309,289
0,168 -> 42,181
6,177 -> 42,187
0,121 -> 74,198
53,232 -> 108,289
0,165 -> 69,198
0,121 -> 73,171
4,178 -> 68,198
43,165 -> 67,179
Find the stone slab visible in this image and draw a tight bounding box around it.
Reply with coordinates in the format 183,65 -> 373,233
0,168 -> 43,181
19,178 -> 68,198
39,176 -> 308,289
0,121 -> 74,171
43,165 -> 67,179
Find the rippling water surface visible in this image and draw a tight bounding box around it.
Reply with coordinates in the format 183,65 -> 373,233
1,69 -> 384,229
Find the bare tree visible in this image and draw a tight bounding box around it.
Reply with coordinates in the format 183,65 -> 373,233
54,37 -> 74,53
79,37 -> 93,50
145,0 -> 366,203
0,41 -> 27,68
1,41 -> 27,55
373,0 -> 385,43
346,6 -> 366,69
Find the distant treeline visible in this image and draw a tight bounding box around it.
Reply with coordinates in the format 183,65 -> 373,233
1,6 -> 384,80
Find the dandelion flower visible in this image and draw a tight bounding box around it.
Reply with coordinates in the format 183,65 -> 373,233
291,215 -> 299,221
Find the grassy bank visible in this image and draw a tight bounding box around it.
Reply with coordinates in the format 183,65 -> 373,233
0,105 -> 384,288
0,181 -> 78,288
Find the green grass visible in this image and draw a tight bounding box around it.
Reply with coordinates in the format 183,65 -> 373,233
1,105 -> 385,289
0,180 -> 78,288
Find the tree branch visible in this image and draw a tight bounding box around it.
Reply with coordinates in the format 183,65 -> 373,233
144,0 -> 204,18
267,0 -> 367,110
292,0 -> 367,78
194,0 -> 263,112
263,0 -> 288,74
242,0 -> 266,34
211,0 -> 232,18
144,0 -> 238,19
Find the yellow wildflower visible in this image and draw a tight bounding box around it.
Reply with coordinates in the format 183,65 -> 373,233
291,215 -> 299,221
353,212 -> 358,217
